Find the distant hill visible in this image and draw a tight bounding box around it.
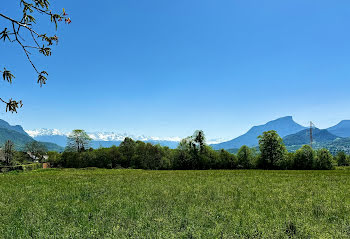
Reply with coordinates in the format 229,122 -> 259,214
319,137 -> 350,154
284,137 -> 350,155
0,120 -> 63,152
34,135 -> 68,147
211,116 -> 306,149
327,120 -> 350,138
41,142 -> 64,152
0,128 -> 34,150
0,119 -> 28,136
283,128 -> 339,146
0,128 -> 63,151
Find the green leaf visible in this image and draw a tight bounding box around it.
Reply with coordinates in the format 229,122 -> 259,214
37,71 -> 48,87
2,68 -> 15,83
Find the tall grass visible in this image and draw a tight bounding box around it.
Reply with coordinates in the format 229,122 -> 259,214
0,168 -> 349,238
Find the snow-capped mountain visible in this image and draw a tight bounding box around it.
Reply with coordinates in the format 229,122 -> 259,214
25,129 -> 183,148
26,129 -> 181,142
26,128 -> 69,138
87,132 -> 181,142
25,128 -> 226,149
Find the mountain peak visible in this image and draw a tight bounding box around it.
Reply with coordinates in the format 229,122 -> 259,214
25,128 -> 68,137
269,116 -> 294,123
211,116 -> 306,149
279,116 -> 293,120
337,120 -> 350,125
0,119 -> 28,136
327,120 -> 350,137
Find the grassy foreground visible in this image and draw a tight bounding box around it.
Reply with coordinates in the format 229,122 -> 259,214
0,169 -> 350,238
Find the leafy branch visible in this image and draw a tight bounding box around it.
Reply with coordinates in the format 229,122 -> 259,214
0,0 -> 70,113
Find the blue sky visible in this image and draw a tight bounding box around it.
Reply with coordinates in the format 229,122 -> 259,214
1,0 -> 350,139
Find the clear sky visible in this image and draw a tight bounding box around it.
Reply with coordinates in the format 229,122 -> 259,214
1,0 -> 350,139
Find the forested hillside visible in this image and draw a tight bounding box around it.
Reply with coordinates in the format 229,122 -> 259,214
0,121 -> 63,151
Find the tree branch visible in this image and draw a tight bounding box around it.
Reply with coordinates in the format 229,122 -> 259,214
0,1 -> 70,113
11,22 -> 39,74
0,13 -> 40,36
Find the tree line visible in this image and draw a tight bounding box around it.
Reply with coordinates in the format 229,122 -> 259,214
47,130 -> 345,170
2,129 -> 349,170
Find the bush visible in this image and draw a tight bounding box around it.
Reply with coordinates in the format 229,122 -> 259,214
336,151 -> 349,166
237,146 -> 254,169
218,149 -> 237,169
47,151 -> 62,167
293,145 -> 314,170
0,163 -> 42,173
314,149 -> 334,170
278,152 -> 295,170
61,152 -> 82,168
21,163 -> 43,171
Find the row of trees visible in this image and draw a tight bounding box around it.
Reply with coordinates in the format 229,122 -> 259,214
2,129 -> 347,170
45,130 -> 342,170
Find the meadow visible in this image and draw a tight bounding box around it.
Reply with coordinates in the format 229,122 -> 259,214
0,169 -> 350,238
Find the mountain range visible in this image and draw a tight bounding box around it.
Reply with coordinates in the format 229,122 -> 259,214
0,119 -> 28,135
283,128 -> 339,146
211,116 -> 350,154
2,116 -> 350,153
26,129 -> 182,149
0,120 -> 63,151
327,120 -> 350,138
211,116 -> 306,149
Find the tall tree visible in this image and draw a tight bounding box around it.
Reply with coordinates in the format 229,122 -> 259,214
237,145 -> 253,169
3,140 -> 15,165
193,130 -> 206,153
118,137 -> 136,167
0,0 -> 70,112
67,130 -> 91,153
258,130 -> 287,169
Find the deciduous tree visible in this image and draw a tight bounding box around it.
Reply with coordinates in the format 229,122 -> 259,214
258,130 -> 287,169
336,151 -> 349,166
66,130 -> 91,153
237,145 -> 253,169
293,145 -> 314,170
314,149 -> 334,170
3,140 -> 15,165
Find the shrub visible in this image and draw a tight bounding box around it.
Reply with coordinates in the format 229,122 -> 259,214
237,146 -> 254,169
278,152 -> 294,170
314,149 -> 334,170
293,145 -> 314,170
0,163 -> 42,173
219,149 -> 237,169
336,151 -> 349,166
47,151 -> 62,167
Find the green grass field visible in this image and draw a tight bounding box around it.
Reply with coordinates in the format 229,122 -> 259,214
0,169 -> 350,238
